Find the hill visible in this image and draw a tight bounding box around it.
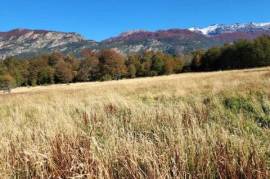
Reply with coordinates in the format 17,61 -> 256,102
0,67 -> 269,178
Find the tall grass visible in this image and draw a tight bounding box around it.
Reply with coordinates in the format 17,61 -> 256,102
0,68 -> 270,178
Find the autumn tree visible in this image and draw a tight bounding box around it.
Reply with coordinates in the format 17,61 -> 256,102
0,73 -> 16,90
98,49 -> 127,80
54,61 -> 74,83
27,58 -> 48,86
81,48 -> 97,59
48,52 -> 65,66
76,54 -> 99,81
173,56 -> 184,73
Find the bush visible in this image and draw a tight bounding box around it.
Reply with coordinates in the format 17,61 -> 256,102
224,97 -> 254,113
101,74 -> 112,81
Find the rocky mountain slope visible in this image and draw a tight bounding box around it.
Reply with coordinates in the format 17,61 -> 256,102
1,22 -> 270,59
100,29 -> 219,54
0,29 -> 97,59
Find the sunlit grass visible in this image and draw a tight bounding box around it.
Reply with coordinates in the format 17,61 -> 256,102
0,67 -> 270,178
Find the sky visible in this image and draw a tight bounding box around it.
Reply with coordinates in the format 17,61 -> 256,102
1,0 -> 270,41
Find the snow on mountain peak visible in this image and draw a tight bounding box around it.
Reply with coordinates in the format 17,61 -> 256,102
189,24 -> 220,35
252,22 -> 270,27
189,22 -> 270,36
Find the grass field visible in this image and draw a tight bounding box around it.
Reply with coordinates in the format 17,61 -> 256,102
0,68 -> 270,178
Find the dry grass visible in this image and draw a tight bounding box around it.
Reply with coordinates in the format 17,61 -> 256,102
0,67 -> 270,178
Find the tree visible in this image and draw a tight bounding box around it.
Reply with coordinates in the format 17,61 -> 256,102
151,53 -> 165,75
163,57 -> 175,75
253,35 -> 270,66
55,61 -> 74,83
201,47 -> 222,70
127,54 -> 141,76
98,49 -> 127,80
0,63 -> 7,76
139,51 -> 154,76
128,64 -> 137,78
81,48 -> 97,59
3,58 -> 29,86
173,56 -> 184,73
0,73 -> 16,91
48,52 -> 65,66
65,55 -> 80,71
197,36 -> 270,71
37,66 -> 55,85
191,50 -> 205,71
76,55 -> 99,81
27,58 -> 48,86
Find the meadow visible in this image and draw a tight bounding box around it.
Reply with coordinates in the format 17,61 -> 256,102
0,67 -> 270,178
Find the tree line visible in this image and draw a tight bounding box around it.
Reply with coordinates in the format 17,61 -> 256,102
191,35 -> 270,71
0,49 -> 184,88
1,35 -> 270,89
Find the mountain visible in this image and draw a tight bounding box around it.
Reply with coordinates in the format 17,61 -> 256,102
1,22 -> 270,59
0,29 -> 97,59
189,22 -> 270,35
99,22 -> 270,55
189,22 -> 270,42
100,29 -> 220,54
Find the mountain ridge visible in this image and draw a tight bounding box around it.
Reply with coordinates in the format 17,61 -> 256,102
1,22 -> 270,59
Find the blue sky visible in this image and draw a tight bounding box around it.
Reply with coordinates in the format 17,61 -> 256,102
1,0 -> 270,41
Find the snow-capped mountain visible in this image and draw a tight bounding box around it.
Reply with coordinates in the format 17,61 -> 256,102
189,22 -> 270,36
100,22 -> 270,54
101,29 -> 216,54
1,22 -> 270,59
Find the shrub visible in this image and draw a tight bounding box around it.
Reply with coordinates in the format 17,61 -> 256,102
100,74 -> 112,81
224,97 -> 254,113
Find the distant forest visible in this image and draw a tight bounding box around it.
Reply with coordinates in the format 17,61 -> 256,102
1,35 -> 270,89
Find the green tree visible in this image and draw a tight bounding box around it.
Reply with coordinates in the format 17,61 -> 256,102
151,54 -> 165,75
127,54 -> 141,76
253,35 -> 270,66
128,64 -> 137,78
37,66 -> 55,85
191,50 -> 205,71
201,47 -> 222,70
3,58 -> 29,86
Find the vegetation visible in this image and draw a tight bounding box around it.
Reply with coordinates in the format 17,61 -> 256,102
1,35 -> 270,177
0,50 -> 184,88
2,35 -> 270,89
0,67 -> 269,178
191,35 -> 270,71
0,74 -> 15,92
